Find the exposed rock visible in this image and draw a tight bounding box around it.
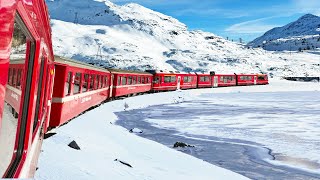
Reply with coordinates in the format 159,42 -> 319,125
173,142 -> 195,148
68,140 -> 81,150
114,159 -> 132,168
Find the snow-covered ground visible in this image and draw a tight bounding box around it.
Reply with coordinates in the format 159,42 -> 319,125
35,79 -> 320,179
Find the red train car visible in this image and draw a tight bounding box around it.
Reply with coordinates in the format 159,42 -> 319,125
215,74 -> 237,87
0,0 -> 55,178
236,74 -> 258,86
110,69 -> 153,97
196,72 -> 215,88
148,70 -> 197,91
179,73 -> 198,90
50,57 -> 111,127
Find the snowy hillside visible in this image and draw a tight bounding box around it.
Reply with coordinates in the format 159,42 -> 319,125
249,14 -> 320,51
47,0 -> 320,77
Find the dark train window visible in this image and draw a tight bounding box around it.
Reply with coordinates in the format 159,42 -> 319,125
138,77 -> 141,84
258,76 -> 265,80
133,77 -> 136,85
95,75 -> 99,90
128,76 -> 132,85
17,69 -> 22,89
65,72 -> 72,96
74,73 -> 81,94
8,68 -> 12,84
141,77 -> 145,83
118,76 -> 121,85
101,76 -> 105,88
171,76 -> 176,82
99,76 -> 103,88
164,76 -> 171,83
105,76 -> 108,87
12,69 -> 16,86
90,75 -> 95,90
154,76 -> 160,83
82,74 -> 89,93
204,76 -> 210,82
0,15 -> 34,177
122,77 -> 127,85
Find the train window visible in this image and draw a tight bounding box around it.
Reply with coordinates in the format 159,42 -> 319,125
200,76 -> 204,82
204,76 -> 210,82
101,76 -> 105,88
8,68 -> 12,84
118,76 -> 121,85
12,69 -> 16,87
90,75 -> 95,90
65,72 -> 72,96
133,77 -> 136,85
17,69 -> 22,89
141,77 -> 145,84
0,15 -> 34,177
138,77 -> 141,84
258,76 -> 265,80
154,76 -> 160,83
99,76 -> 103,88
183,76 -> 188,82
82,74 -> 89,93
122,77 -> 127,85
33,56 -> 46,132
164,76 -> 171,83
74,73 -> 81,94
128,76 -> 132,85
106,76 -> 109,87
95,75 -> 99,90
171,76 -> 176,82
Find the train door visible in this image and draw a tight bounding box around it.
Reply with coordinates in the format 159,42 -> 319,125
177,76 -> 181,90
109,74 -> 114,98
0,15 -> 36,178
213,76 -> 218,87
254,76 -> 257,85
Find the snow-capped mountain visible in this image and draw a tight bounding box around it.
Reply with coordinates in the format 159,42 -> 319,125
47,0 -> 320,77
249,14 -> 320,51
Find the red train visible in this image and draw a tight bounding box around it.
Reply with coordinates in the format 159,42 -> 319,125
0,0 -> 268,178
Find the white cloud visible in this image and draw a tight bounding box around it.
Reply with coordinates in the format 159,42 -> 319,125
292,0 -> 320,15
225,17 -> 280,34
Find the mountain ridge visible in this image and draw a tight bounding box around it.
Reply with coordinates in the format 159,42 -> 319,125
46,0 -> 320,77
249,14 -> 320,51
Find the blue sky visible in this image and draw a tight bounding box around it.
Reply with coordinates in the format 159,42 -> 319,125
110,0 -> 320,42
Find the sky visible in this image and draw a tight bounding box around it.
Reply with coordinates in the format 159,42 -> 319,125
110,0 -> 320,43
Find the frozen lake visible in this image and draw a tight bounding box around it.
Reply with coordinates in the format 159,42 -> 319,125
116,91 -> 320,179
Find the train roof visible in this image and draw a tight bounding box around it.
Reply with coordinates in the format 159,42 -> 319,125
146,70 -> 196,75
54,56 -> 110,73
107,68 -> 152,75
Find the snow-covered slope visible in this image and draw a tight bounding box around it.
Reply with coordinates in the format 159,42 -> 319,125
47,0 -> 320,77
249,14 -> 320,51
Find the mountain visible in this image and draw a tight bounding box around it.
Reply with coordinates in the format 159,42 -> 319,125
249,14 -> 320,51
46,0 -> 320,77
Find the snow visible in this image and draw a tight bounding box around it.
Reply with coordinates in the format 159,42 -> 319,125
46,0 -> 320,77
35,79 -> 320,179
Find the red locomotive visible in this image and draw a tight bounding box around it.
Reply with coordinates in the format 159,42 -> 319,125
0,0 -> 269,178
